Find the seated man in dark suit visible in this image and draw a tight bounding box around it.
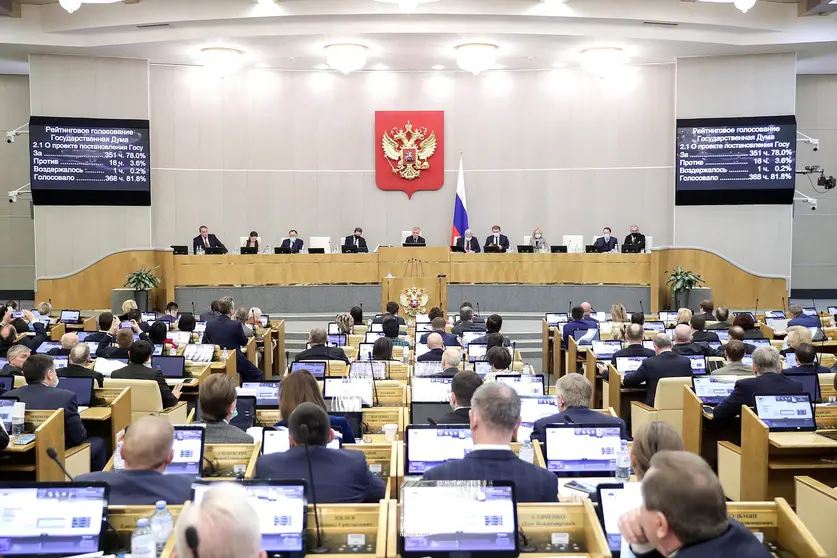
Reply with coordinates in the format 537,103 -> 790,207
712,340 -> 754,377
199,301 -> 221,323
112,340 -> 182,408
622,225 -> 646,253
784,343 -> 829,375
75,415 -> 194,505
419,317 -> 461,347
281,230 -> 304,253
83,312 -> 115,344
61,344 -> 105,387
451,306 -> 485,336
705,305 -> 732,330
605,324 -> 656,379
671,324 -> 715,357
371,302 -> 407,326
344,227 -> 368,253
485,225 -> 510,252
562,306 -> 593,348
199,373 -> 254,444
453,302 -> 485,325
712,346 -> 802,421
727,326 -> 758,355
404,226 -> 426,245
192,224 -> 227,254
437,348 -> 463,378
468,314 -> 510,347
592,227 -> 618,253
435,370 -> 482,424
202,298 -> 263,382
254,402 -> 385,503
0,310 -> 48,358
455,229 -> 481,253
423,382 -> 558,502
417,333 -> 445,363
295,327 -> 350,364
1,344 -> 30,376
5,354 -> 107,470
47,332 -> 79,356
95,325 -> 134,359
695,300 -> 715,323
157,302 -> 179,324
619,451 -> 769,558
690,315 -> 719,343
787,304 -> 820,328
623,334 -> 693,407
531,373 -> 627,442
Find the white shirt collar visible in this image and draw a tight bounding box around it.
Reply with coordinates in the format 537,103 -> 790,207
471,444 -> 512,451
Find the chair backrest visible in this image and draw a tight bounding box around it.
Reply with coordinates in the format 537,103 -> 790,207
523,236 -> 532,245
452,236 -> 460,245
239,236 -> 262,247
653,377 -> 693,409
280,237 -> 288,245
645,235 -> 653,252
592,235 -> 603,245
103,378 -> 163,413
401,231 -> 414,242
309,237 -> 331,251
562,235 -> 584,253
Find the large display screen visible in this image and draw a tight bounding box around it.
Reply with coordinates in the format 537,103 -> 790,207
29,116 -> 151,206
675,115 -> 796,205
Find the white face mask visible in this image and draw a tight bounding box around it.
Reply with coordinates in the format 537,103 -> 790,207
604,234 -> 611,241
465,235 -> 472,240
50,374 -> 59,388
534,233 -> 542,239
289,236 -> 296,241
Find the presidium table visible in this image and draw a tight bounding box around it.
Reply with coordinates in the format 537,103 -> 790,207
35,246 -> 789,315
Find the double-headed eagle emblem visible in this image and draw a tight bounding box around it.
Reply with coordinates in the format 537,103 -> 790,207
382,121 -> 438,181
399,286 -> 430,317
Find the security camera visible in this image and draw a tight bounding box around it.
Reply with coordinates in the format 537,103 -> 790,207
8,195 -> 16,204
5,132 -> 13,144
811,199 -> 818,211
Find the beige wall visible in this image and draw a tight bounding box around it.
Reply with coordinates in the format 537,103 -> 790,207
0,74 -> 34,291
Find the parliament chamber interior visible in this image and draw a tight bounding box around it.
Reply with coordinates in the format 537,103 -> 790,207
2,0 -> 837,557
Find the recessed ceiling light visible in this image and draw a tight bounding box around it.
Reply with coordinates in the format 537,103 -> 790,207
432,64 -> 445,70
373,63 -> 389,70
314,64 -> 330,70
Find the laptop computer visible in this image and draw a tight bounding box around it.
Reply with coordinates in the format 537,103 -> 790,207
750,339 -> 772,348
715,329 -> 730,341
35,341 -> 60,354
802,307 -> 818,317
543,424 -> 622,476
518,395 -> 558,441
473,361 -> 494,377
261,427 -> 340,454
642,340 -> 655,351
165,426 -> 205,475
327,333 -> 347,347
733,311 -> 755,320
290,361 -> 326,379
0,397 -> 17,431
545,313 -> 569,326
356,342 -> 375,361
323,377 -> 374,407
183,343 -> 213,363
152,355 -> 194,385
764,310 -> 786,319
643,320 -> 666,333
784,373 -> 822,403
400,481 -> 519,557
449,245 -> 465,253
410,376 -> 453,402
59,310 -> 81,324
461,330 -> 484,348
56,376 -> 95,413
755,394 -> 817,432
766,318 -> 789,333
328,411 -> 363,439
409,402 -> 453,426
53,356 -> 69,369
141,312 -> 157,323
467,342 -> 488,362
592,340 -> 623,361
616,356 -> 647,373
494,374 -> 545,396
413,361 -> 444,377
240,246 -> 258,255
572,328 -> 600,346
596,482 -> 643,557
415,322 -> 433,334
194,396 -> 256,430
326,322 -> 340,335
190,480 -> 307,557
342,245 -> 359,253
0,482 -> 109,557
350,360 -> 389,380
241,381 -> 281,408
692,376 -> 736,406
93,358 -> 128,375
194,321 -> 207,333
686,355 -> 707,375
365,331 -> 384,343
405,425 -> 473,476
171,245 -> 189,255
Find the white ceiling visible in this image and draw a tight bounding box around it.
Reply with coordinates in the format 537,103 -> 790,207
0,0 -> 835,74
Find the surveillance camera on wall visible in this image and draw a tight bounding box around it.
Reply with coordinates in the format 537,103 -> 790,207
810,199 -> 818,211
8,195 -> 17,204
5,132 -> 14,144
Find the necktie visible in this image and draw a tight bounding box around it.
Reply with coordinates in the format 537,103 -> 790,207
355,237 -> 358,246
204,237 -> 209,247
466,241 -> 471,253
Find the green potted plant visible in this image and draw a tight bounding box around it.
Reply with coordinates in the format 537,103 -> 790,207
115,266 -> 161,313
665,266 -> 709,310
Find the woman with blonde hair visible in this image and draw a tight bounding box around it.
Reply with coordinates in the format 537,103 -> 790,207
781,325 -> 813,357
676,307 -> 692,326
529,226 -> 549,253
119,299 -> 140,322
630,421 -> 684,479
335,312 -> 354,334
275,369 -> 357,443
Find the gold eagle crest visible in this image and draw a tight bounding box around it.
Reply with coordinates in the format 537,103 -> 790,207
399,286 -> 430,317
382,121 -> 437,181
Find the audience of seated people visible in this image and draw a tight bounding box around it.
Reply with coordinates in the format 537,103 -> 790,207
295,327 -> 350,364
199,373 -> 254,443
531,374 -> 627,441
451,306 -> 485,336
419,316 -> 461,347
0,310 -> 47,358
782,342 -> 829,374
48,332 -> 79,356
203,298 -> 263,382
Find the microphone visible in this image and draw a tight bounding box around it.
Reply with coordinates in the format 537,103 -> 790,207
185,526 -> 200,558
782,297 -> 786,313
285,351 -> 291,373
639,300 -> 645,318
816,305 -> 826,347
568,300 -> 572,315
754,298 -> 759,322
47,447 -> 74,481
192,301 -> 196,316
427,417 -> 438,426
299,424 -> 329,554
476,302 -> 480,318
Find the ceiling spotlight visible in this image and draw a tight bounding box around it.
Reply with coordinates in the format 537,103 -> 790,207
733,0 -> 757,12
455,43 -> 500,75
373,0 -> 440,13
59,0 -> 83,13
200,47 -> 245,77
432,65 -> 445,70
325,43 -> 368,74
579,47 -> 627,77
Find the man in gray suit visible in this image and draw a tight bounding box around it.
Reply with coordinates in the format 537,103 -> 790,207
712,340 -> 755,377
199,373 -> 254,444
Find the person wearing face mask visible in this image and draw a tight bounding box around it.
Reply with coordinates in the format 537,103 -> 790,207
455,228 -> 481,253
624,225 -> 646,253
344,227 -> 369,253
593,227 -> 618,253
198,373 -> 254,443
281,229 -> 304,254
485,225 -> 510,252
4,354 -> 108,470
529,226 -> 549,252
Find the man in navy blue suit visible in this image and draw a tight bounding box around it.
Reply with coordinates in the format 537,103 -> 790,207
5,354 -> 107,471
344,227 -> 369,253
422,382 -> 558,502
484,225 -> 510,252
562,306 -> 594,348
76,416 -> 194,505
281,230 -> 304,253
712,346 -> 805,421
622,334 -> 693,407
783,343 -> 829,375
202,298 -> 263,382
455,229 -> 481,253
254,403 -> 385,503
619,451 -> 770,558
192,224 -> 227,254
787,304 -> 820,328
419,317 -> 461,347
531,374 -> 627,442
592,227 -> 618,253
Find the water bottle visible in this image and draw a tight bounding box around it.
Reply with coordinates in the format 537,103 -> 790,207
11,402 -> 24,436
131,518 -> 156,558
222,348 -> 229,361
519,440 -> 534,464
150,500 -> 174,556
616,440 -> 631,481
112,440 -> 125,471
523,362 -> 534,376
264,244 -> 271,255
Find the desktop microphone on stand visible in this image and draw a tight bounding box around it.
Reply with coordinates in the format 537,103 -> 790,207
299,424 -> 329,554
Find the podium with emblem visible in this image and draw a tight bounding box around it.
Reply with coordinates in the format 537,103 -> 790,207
379,247 -> 448,316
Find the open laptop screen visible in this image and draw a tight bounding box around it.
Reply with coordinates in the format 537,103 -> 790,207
241,381 -> 281,408
0,484 -> 108,556
165,427 -> 205,475
291,361 -> 326,378
592,341 -> 622,360
59,310 -> 80,323
357,342 -> 374,361
715,330 -> 729,341
151,355 -> 186,378
323,377 -> 374,407
518,396 -> 557,441
544,425 -> 622,476
616,356 -> 646,373
686,355 -> 707,375
643,321 -> 665,333
755,394 -> 816,432
0,398 -> 15,431
597,482 -> 643,554
764,310 -> 786,319
410,376 -> 453,402
494,374 -> 544,396
405,425 -> 473,475
262,428 -> 339,454
692,376 -> 736,405
56,376 -> 94,406
572,328 -> 600,345
545,313 -> 569,326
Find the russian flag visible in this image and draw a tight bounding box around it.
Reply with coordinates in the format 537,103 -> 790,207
451,155 -> 469,245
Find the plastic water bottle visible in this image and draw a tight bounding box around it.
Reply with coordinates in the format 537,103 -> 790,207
519,440 -> 534,464
131,518 -> 156,558
523,362 -> 534,376
222,348 -> 229,361
150,500 -> 174,555
616,440 -> 631,481
11,402 -> 24,436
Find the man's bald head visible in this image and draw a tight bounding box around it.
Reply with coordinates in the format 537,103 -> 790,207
427,332 -> 444,350
581,302 -> 592,315
69,343 -> 90,365
60,332 -> 79,350
727,326 -> 745,341
673,324 -> 692,344
121,416 -> 175,471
